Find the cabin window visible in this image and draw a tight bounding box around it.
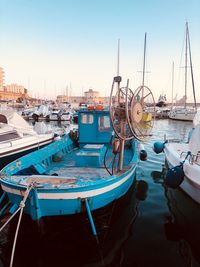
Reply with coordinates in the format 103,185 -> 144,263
98,116 -> 111,132
81,114 -> 94,124
0,131 -> 20,142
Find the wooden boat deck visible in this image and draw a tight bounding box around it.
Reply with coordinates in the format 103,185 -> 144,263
2,145 -> 135,187
46,147 -> 133,179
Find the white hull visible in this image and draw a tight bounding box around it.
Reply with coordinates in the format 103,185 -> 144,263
60,113 -> 72,121
168,109 -> 196,121
0,133 -> 53,158
164,142 -> 200,204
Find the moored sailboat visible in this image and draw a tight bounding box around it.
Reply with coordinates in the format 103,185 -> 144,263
169,22 -> 197,121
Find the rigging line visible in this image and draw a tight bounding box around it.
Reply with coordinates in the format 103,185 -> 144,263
184,22 -> 188,107
187,24 -> 197,110
177,27 -> 186,97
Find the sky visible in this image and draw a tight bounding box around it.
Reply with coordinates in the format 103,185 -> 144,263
0,0 -> 200,102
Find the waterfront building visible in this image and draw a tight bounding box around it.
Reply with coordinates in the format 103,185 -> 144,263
0,67 -> 29,101
0,67 -> 5,91
57,88 -> 109,106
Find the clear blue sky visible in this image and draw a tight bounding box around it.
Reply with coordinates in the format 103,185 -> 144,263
0,0 -> 200,101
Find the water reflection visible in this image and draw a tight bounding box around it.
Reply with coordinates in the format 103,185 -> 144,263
0,178 -> 148,267
151,164 -> 200,266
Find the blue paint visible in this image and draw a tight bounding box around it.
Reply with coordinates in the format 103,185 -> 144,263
85,198 -> 97,237
9,203 -> 18,214
0,201 -> 10,216
0,109 -> 139,221
78,109 -> 112,146
153,141 -> 165,154
165,164 -> 184,189
0,192 -> 6,205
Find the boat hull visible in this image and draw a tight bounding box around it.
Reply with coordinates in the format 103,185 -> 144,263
1,164 -> 137,221
0,137 -> 53,169
168,110 -> 196,121
164,143 -> 200,204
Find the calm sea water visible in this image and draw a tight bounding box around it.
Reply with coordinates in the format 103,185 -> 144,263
1,119 -> 200,267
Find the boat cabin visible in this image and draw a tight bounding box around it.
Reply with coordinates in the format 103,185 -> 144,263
76,108 -> 113,167
78,108 -> 112,147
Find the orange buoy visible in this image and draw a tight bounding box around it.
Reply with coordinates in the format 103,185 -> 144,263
88,105 -> 95,110
96,105 -> 104,110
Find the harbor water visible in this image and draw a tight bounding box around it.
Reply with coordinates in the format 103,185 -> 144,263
0,119 -> 200,267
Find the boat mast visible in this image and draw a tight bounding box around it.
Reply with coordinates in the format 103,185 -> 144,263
187,22 -> 197,110
171,61 -> 174,110
142,32 -> 147,87
117,38 -> 120,77
184,22 -> 188,109
116,38 -> 125,172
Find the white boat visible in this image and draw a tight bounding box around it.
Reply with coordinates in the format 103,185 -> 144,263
156,94 -> 167,107
49,108 -> 61,121
0,110 -> 54,169
168,22 -> 197,121
60,110 -> 72,121
32,104 -> 51,121
154,110 -> 200,204
168,107 -> 196,121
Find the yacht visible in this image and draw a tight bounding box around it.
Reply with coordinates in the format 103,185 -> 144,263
0,110 -> 54,169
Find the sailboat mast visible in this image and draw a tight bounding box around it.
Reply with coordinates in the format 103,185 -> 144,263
187,23 -> 197,110
184,22 -> 188,109
171,61 -> 174,110
142,32 -> 147,87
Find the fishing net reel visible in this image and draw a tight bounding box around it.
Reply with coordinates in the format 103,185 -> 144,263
109,77 -> 155,141
109,76 -> 134,141
128,85 -> 155,141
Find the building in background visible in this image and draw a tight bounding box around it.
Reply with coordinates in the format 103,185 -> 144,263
0,67 -> 5,91
57,88 -> 109,107
0,67 -> 29,101
84,89 -> 99,103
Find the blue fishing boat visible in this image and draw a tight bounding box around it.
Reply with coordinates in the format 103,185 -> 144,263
0,74 -> 154,243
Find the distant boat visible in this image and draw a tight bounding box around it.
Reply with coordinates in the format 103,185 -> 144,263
0,110 -> 54,169
49,108 -> 62,121
168,22 -> 197,121
156,94 -> 167,107
32,104 -> 51,121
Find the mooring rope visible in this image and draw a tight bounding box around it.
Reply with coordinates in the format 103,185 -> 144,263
0,183 -> 34,233
9,182 -> 35,267
0,183 -> 34,267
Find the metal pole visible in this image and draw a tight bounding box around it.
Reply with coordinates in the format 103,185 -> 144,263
187,23 -> 197,110
142,32 -> 147,87
85,199 -> 99,244
117,39 -> 120,76
118,120 -> 125,171
171,61 -> 174,110
184,22 -> 188,109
